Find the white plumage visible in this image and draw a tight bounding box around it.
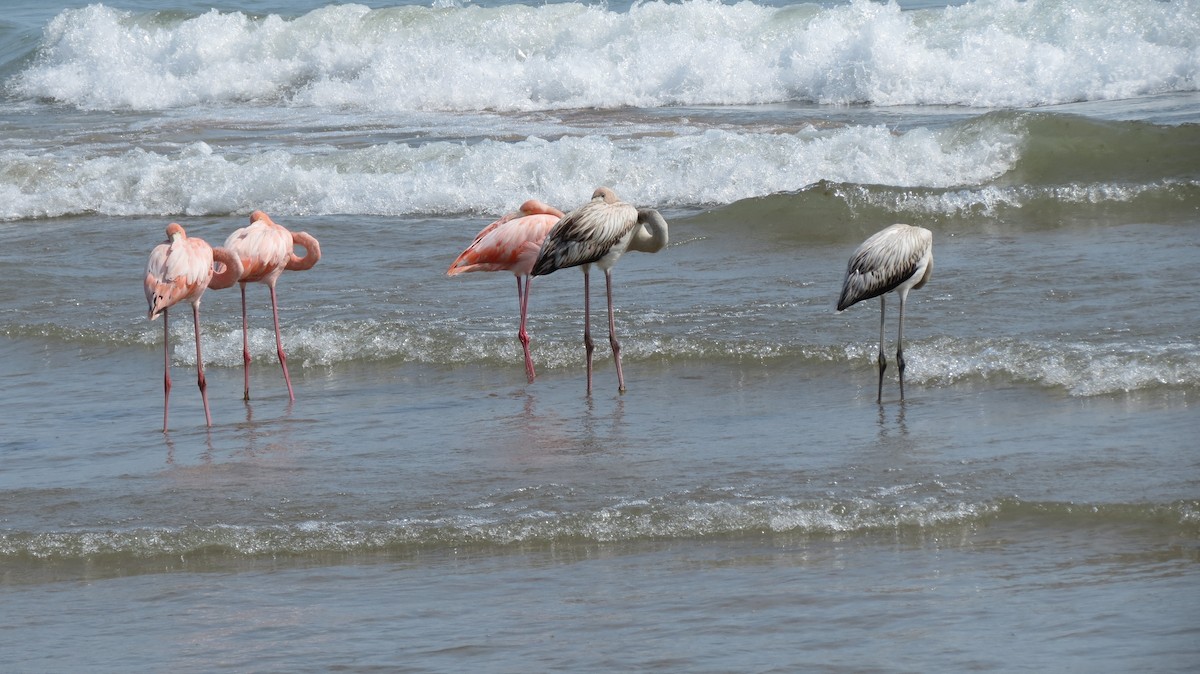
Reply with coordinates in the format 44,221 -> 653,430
837,223 -> 933,403
531,187 -> 669,393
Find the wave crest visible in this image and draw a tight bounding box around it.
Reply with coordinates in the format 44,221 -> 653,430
4,497 -> 1194,566
10,0 -> 1198,111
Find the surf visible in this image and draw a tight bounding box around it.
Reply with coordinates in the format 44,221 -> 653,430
8,0 -> 1198,112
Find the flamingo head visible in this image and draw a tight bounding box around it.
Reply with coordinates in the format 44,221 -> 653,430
592,186 -> 618,203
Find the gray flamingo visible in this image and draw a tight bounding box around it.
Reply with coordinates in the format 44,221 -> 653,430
837,223 -> 933,403
531,187 -> 669,394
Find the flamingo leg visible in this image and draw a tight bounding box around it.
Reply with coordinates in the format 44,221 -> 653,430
896,289 -> 909,401
517,275 -> 535,383
583,266 -> 594,394
162,309 -> 172,433
193,302 -> 212,427
877,295 -> 888,404
240,282 -> 251,401
268,282 -> 296,402
605,270 -> 625,393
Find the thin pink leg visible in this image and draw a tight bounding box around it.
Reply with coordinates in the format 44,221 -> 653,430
162,310 -> 172,433
517,275 -> 535,383
606,270 -> 625,393
268,282 -> 295,401
240,282 -> 251,401
583,266 -> 594,394
193,302 -> 212,427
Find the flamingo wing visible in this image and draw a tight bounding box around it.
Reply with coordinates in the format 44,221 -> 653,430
145,236 -> 214,319
837,224 -> 932,311
224,221 -> 291,283
448,213 -> 559,276
530,200 -> 638,275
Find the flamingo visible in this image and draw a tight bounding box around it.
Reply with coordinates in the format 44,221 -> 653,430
145,223 -> 243,432
531,187 -> 669,394
447,199 -> 564,383
223,210 -> 321,401
836,223 -> 933,403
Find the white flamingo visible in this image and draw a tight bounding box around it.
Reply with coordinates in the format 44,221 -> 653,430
531,187 -> 669,394
837,223 -> 933,403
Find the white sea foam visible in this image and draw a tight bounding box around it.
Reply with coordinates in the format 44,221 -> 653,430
891,336 -> 1200,396
10,0 -> 1198,112
0,121 -> 1020,219
0,492 -> 994,558
830,180 -> 1184,220
140,312 -> 1200,397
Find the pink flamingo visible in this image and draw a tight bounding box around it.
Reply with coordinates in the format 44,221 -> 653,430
223,210 -> 321,401
531,187 -> 669,394
145,223 -> 243,432
448,199 -> 564,383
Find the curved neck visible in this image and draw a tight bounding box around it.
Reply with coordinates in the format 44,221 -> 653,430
629,209 -> 668,254
285,231 -> 322,271
209,247 -> 244,290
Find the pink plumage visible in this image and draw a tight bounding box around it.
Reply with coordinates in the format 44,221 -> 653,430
144,223 -> 242,432
448,199 -> 564,383
223,210 -> 321,402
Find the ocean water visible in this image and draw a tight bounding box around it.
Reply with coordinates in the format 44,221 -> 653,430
1,0 -> 1198,671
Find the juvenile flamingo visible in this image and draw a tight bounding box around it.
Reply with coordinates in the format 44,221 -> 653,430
836,223 -> 933,403
145,223 -> 243,432
448,199 -> 564,383
223,211 -> 321,401
531,187 -> 669,394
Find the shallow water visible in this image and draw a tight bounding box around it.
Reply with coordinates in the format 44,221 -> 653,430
2,0 -> 1199,671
